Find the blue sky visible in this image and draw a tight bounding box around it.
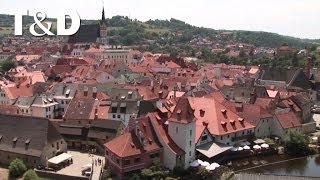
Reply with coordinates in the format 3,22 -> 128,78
1,0 -> 320,39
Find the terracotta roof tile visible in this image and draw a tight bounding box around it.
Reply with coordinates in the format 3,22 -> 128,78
189,97 -> 255,136
104,116 -> 161,158
275,112 -> 301,129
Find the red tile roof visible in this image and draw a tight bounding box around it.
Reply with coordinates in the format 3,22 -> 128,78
75,90 -> 109,100
223,101 -> 273,126
124,85 -> 158,101
168,97 -> 196,124
280,99 -> 301,112
104,116 -> 161,158
254,98 -> 273,110
275,112 -> 301,129
188,97 -> 254,136
148,113 -> 184,155
3,85 -> 35,100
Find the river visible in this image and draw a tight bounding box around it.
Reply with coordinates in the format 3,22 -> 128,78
232,154 -> 320,177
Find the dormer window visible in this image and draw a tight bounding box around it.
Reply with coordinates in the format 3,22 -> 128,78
65,89 -> 70,97
221,109 -> 227,116
221,121 -> 227,126
200,109 -> 205,117
238,118 -> 244,124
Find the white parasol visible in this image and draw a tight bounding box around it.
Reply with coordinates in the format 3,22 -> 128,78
253,145 -> 261,150
190,160 -> 200,167
201,161 -> 210,167
261,143 -> 269,148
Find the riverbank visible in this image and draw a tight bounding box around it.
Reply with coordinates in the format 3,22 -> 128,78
233,154 -> 320,177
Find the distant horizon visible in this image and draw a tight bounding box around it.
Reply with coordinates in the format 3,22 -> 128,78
1,12 -> 319,41
1,0 -> 320,39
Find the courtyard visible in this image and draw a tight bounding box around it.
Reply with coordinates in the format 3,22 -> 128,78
54,150 -> 104,180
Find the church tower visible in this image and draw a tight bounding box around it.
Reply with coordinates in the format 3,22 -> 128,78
100,7 -> 108,45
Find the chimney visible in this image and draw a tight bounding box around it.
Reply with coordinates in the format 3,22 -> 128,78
250,92 -> 256,104
92,87 -> 97,98
305,57 -> 311,79
128,91 -> 133,99
84,86 -> 88,96
236,103 -> 243,112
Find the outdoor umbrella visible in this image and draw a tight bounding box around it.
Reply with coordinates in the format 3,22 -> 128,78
230,147 -> 238,151
261,143 -> 269,148
211,162 -> 220,168
190,160 -> 200,167
201,161 -> 210,167
253,145 -> 261,150
205,164 -> 216,171
243,145 -> 250,150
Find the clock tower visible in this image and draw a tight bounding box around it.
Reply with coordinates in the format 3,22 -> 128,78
100,7 -> 108,45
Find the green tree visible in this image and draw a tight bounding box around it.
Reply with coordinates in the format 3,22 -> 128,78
1,60 -> 16,72
141,168 -> 153,178
101,168 -> 114,180
129,173 -> 141,180
23,169 -> 39,180
284,131 -> 315,156
8,158 -> 27,177
239,49 -> 246,58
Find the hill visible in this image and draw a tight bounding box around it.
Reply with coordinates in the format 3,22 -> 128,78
0,14 -> 319,49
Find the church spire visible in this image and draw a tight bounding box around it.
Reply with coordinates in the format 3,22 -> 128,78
101,7 -> 106,25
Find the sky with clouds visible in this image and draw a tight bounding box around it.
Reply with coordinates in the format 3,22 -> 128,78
1,0 -> 320,39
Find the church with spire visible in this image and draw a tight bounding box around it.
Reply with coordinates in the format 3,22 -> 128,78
99,7 -> 108,45
68,7 -> 108,45
67,6 -> 133,62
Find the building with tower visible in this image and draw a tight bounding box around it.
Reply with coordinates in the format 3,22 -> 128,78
67,7 -> 132,62
98,7 -> 108,45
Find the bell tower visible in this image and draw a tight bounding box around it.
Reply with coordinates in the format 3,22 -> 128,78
100,7 -> 108,45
